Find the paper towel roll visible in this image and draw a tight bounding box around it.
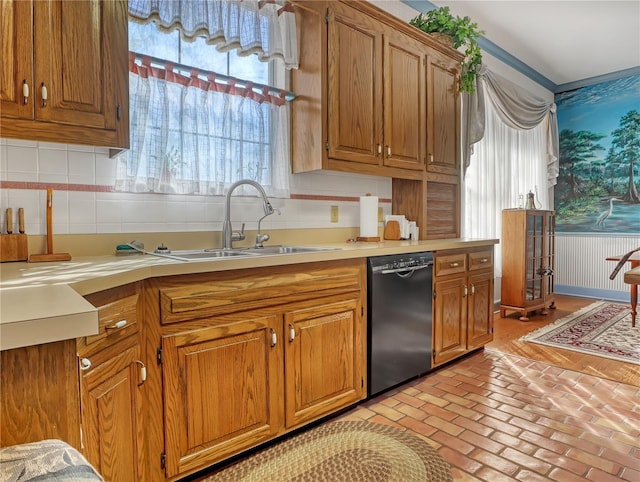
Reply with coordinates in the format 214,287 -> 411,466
359,195 -> 378,238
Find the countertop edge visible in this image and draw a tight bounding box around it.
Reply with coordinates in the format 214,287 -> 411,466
0,238 -> 497,350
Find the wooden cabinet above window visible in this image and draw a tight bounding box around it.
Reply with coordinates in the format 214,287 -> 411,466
0,0 -> 129,149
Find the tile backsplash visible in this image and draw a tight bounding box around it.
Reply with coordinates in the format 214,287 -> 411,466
0,138 -> 391,236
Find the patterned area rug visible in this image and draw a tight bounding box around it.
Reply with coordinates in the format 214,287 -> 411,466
520,301 -> 640,365
205,421 -> 453,482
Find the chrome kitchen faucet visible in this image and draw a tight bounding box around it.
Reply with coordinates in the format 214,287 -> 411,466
222,179 -> 277,250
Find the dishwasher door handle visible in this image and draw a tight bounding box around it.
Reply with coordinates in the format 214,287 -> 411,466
379,263 -> 433,275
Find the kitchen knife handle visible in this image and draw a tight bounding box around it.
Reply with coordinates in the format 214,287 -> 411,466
18,208 -> 24,234
5,208 -> 13,234
46,189 -> 53,254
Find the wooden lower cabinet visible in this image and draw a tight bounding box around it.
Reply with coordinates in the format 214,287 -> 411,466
284,299 -> 364,428
79,336 -> 145,482
161,313 -> 284,478
78,282 -> 146,482
150,260 -> 367,480
161,294 -> 365,479
433,247 -> 495,366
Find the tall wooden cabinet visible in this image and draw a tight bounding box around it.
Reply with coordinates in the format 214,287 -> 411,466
500,209 -> 556,321
0,0 -> 129,148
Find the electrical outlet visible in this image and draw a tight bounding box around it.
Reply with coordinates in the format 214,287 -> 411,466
378,207 -> 384,222
330,205 -> 339,223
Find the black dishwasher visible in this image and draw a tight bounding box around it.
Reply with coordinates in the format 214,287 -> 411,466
367,252 -> 433,397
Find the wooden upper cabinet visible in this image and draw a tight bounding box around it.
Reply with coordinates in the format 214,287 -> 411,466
292,0 -> 429,180
427,52 -> 460,177
327,2 -> 427,171
0,0 -> 129,148
327,2 -> 382,165
1,0 -> 33,119
383,30 -> 427,171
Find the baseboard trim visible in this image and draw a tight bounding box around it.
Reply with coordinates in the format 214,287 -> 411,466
554,285 -> 630,303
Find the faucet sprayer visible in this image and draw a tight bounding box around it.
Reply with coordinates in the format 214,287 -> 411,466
222,179 -> 278,250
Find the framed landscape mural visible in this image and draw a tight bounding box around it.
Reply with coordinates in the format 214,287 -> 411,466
555,74 -> 640,233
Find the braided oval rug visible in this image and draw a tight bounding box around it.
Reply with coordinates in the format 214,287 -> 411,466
204,421 -> 453,482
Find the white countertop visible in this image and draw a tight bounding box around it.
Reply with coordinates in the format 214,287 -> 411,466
0,238 -> 497,350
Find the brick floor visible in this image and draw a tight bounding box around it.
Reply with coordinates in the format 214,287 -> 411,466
337,350 -> 640,481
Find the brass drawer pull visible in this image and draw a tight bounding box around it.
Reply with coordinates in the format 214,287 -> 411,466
449,262 -> 459,268
480,258 -> 488,263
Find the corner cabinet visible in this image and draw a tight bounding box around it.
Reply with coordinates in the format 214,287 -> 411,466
500,209 -> 556,321
0,0 -> 129,148
145,260 -> 367,480
432,247 -> 494,366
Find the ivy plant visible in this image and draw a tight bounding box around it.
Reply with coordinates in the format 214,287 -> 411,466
410,7 -> 484,93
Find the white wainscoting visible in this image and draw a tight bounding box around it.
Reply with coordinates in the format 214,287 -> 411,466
555,234 -> 639,302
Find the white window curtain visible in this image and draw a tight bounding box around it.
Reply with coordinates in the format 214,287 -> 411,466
116,0 -> 297,197
462,67 -> 559,188
462,86 -> 550,279
118,55 -> 291,196
128,0 -> 298,69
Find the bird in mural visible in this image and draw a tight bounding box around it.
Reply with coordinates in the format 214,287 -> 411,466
594,198 -> 621,228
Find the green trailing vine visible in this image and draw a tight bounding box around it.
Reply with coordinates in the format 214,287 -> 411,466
410,7 -> 484,94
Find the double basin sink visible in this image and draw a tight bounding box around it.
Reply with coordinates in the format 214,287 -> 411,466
158,245 -> 341,262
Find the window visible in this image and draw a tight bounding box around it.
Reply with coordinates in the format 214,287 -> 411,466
116,1 -> 297,197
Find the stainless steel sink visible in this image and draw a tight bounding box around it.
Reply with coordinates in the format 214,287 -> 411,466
162,249 -> 261,261
153,245 -> 341,261
243,245 -> 342,255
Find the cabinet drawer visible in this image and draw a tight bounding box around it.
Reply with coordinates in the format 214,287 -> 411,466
81,294 -> 139,350
468,250 -> 493,271
435,253 -> 466,276
157,263 -> 363,324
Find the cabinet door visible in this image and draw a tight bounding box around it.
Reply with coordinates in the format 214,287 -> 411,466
33,0 -> 124,130
382,30 -> 426,170
542,212 -> 555,300
433,276 -> 467,365
467,271 -> 494,349
162,314 -> 283,478
525,212 -> 546,303
327,3 -> 382,165
0,0 -> 129,147
80,339 -> 144,482
284,299 -> 365,428
427,53 -> 460,176
0,0 -> 33,119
